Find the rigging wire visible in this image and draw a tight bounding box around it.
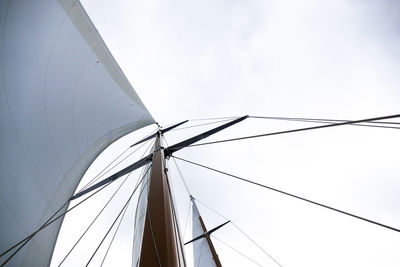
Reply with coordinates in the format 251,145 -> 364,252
79,134 -> 155,192
185,114 -> 400,148
162,137 -> 192,196
169,118 -> 234,132
182,204 -> 192,240
166,134 -> 267,266
212,236 -> 264,267
85,166 -> 151,266
101,162 -> 153,267
80,127 -> 157,192
78,147 -> 130,193
86,199 -> 131,267
251,115 -> 400,125
130,167 -> 156,266
58,170 -> 136,266
195,199 -> 282,267
0,200 -> 70,263
82,142 -> 154,265
165,167 -> 188,267
250,116 -> 400,130
172,156 -> 400,234
99,196 -> 130,267
163,135 -> 192,265
188,116 -> 241,121
63,142 -> 154,266
159,121 -> 181,129
147,205 -> 163,267
0,179 -> 115,266
165,135 -> 276,266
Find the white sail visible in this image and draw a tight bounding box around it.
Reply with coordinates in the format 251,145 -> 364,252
0,0 -> 154,266
131,164 -> 151,267
192,201 -> 218,267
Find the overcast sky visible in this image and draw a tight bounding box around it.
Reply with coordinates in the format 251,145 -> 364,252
53,0 -> 400,266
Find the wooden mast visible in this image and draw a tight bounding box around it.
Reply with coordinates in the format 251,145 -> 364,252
133,117 -> 248,266
138,131 -> 181,266
65,118 -> 249,266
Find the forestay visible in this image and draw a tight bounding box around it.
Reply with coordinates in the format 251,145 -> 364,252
0,0 -> 154,266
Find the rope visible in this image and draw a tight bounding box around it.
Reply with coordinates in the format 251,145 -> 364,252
132,138 -> 156,189
0,178 -> 115,266
162,136 -> 192,196
78,147 -> 130,193
100,197 -> 130,267
170,118 -> 234,132
79,135 -> 154,192
212,236 -> 264,267
250,116 -> 400,130
189,116 -> 241,121
0,201 -> 70,265
60,136 -> 154,264
250,115 -> 400,125
58,170 -> 136,266
165,168 -> 187,267
195,199 -> 282,267
85,166 -> 151,266
183,204 -> 192,240
185,114 -> 400,148
172,156 -> 400,234
147,207 -> 163,267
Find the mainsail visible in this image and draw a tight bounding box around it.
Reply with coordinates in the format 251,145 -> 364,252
0,0 -> 153,266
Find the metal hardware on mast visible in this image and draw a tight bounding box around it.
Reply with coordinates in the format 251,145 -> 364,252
72,116 -> 248,200
138,131 -> 181,267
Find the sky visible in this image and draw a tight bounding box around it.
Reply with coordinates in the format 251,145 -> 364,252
52,0 -> 400,266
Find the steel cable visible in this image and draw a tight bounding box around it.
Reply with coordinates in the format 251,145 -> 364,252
85,166 -> 151,266
186,114 -> 400,148
172,156 -> 400,234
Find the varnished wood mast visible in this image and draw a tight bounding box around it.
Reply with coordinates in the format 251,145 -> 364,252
138,133 -> 181,266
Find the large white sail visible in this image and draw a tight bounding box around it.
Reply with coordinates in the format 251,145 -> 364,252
0,0 -> 154,266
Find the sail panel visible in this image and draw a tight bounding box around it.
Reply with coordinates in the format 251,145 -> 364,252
0,0 -> 154,266
131,165 -> 151,267
192,202 -> 218,267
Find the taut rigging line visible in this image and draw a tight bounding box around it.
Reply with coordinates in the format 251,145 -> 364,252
250,115 -> 400,129
187,113 -> 400,147
172,155 -> 400,234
